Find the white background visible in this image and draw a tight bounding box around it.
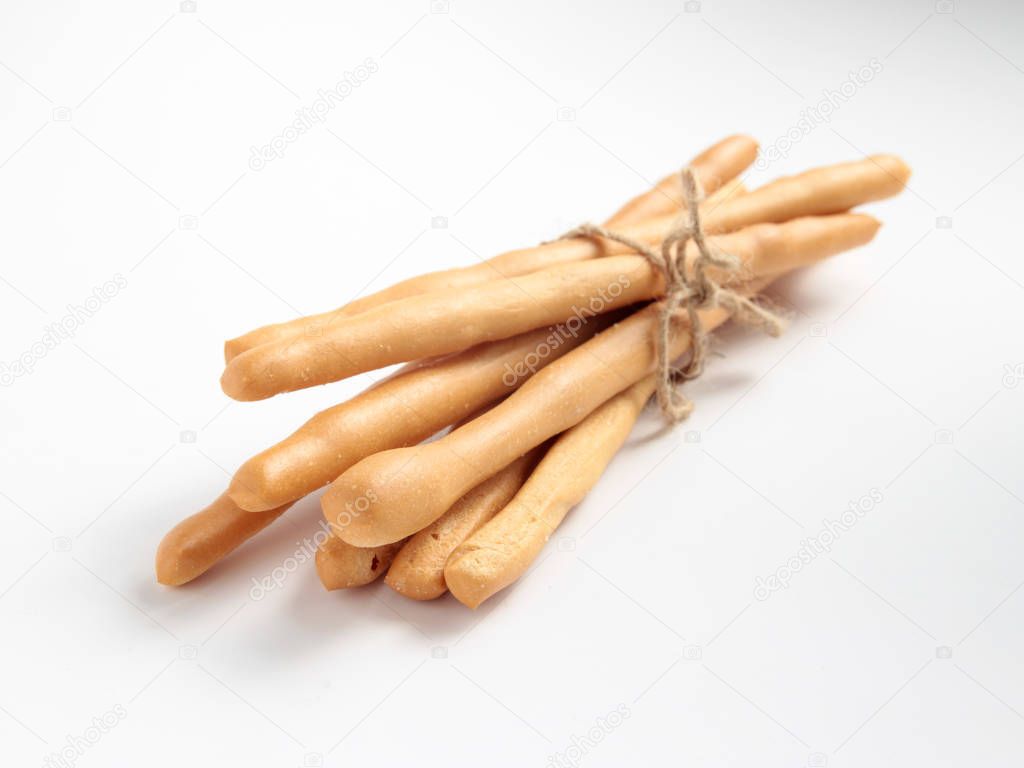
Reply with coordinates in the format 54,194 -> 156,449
2,1 -> 1023,765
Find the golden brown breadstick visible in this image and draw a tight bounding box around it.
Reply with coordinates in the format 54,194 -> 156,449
604,135 -> 757,228
223,136 -> 756,362
705,177 -> 747,207
229,316 -> 614,512
222,155 -> 907,400
315,399 -> 503,592
324,213 -> 882,546
163,150 -> 749,578
157,319 -> 613,587
316,534 -> 404,590
471,155 -> 906,279
445,376 -> 657,608
708,154 -> 908,233
324,302 -> 725,546
156,493 -> 292,586
385,447 -> 544,600
222,213 -> 880,400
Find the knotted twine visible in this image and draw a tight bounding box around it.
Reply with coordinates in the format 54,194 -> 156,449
562,168 -> 785,423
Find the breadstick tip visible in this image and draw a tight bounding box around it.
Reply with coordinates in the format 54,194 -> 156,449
223,338 -> 243,364
727,133 -> 759,150
155,525 -> 205,586
867,154 -> 912,186
316,534 -> 401,590
443,549 -> 492,609
323,445 -> 450,547
155,540 -> 192,586
691,135 -> 760,189
156,494 -> 291,586
228,463 -> 277,512
315,539 -> 350,590
220,352 -> 263,401
836,212 -> 883,242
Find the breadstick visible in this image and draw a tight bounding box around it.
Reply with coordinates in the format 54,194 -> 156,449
222,213 -> 880,400
323,302 -> 724,546
155,493 -> 292,586
470,155 -> 906,279
445,376 -> 657,608
704,176 -> 747,208
709,154 -> 908,232
324,214 -> 881,546
385,447 -> 544,600
315,402 -> 506,591
229,315 -> 613,512
604,135 -> 757,228
157,319 -> 611,586
223,136 -> 756,362
316,534 -> 404,590
222,155 -> 906,399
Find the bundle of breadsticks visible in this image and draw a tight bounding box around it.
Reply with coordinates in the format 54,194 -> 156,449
156,135 -> 909,608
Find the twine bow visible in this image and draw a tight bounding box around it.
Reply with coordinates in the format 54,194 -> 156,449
563,169 -> 785,423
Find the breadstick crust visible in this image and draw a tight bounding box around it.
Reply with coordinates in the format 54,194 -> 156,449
385,449 -> 543,600
604,135 -> 758,228
315,534 -> 405,590
221,213 -> 664,371
222,153 -> 907,366
221,213 -> 880,402
229,318 -> 612,512
157,320 -> 612,590
742,214 -> 880,279
156,493 -> 292,586
446,377 -> 656,608
324,211 -> 883,546
704,177 -> 748,208
220,255 -> 659,400
325,301 -> 729,547
480,156 -> 906,279
223,136 -> 757,362
708,154 -> 909,233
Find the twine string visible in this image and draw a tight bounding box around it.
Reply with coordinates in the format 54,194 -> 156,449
562,168 -> 784,422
